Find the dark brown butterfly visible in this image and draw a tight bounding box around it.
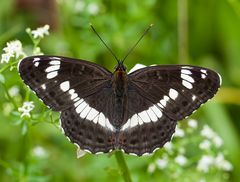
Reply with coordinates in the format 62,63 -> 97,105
18,25 -> 221,156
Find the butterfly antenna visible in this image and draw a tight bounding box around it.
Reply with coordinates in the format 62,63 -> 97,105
90,24 -> 120,63
121,24 -> 153,63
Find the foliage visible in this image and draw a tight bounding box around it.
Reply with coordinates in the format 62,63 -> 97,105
0,0 -> 240,181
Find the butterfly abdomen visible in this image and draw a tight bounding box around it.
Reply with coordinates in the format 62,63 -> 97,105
110,69 -> 128,129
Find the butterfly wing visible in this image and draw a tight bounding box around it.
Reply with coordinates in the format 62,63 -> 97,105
118,65 -> 221,155
19,55 -> 117,153
19,55 -> 112,111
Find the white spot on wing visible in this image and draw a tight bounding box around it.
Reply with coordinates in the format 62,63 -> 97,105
200,69 -> 207,79
46,71 -> 58,79
181,74 -> 194,83
69,89 -> 74,94
182,80 -> 193,89
80,104 -> 91,118
73,97 -> 80,102
151,105 -> 162,118
130,114 -> 138,127
68,89 -> 78,100
138,111 -> 151,123
50,57 -> 61,60
200,69 -> 207,74
181,69 -> 192,75
121,105 -> 163,131
34,61 -> 40,67
159,95 -> 170,107
33,57 -> 40,62
169,88 -> 179,100
138,115 -> 144,125
192,95 -> 196,101
201,74 -> 206,79
41,84 -> 46,90
74,98 -> 83,107
182,66 -> 192,69
98,112 -> 106,127
76,100 -> 87,114
60,81 -> 70,92
45,65 -> 60,73
86,108 -> 99,121
147,108 -> 158,122
93,114 -> 99,124
121,119 -> 131,130
106,118 -> 115,131
49,60 -> 60,65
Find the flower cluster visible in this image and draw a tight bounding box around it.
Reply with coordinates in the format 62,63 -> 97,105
1,40 -> 26,64
18,101 -> 35,118
200,125 -> 223,148
197,153 -> 232,173
32,146 -> 48,158
26,25 -> 50,39
147,119 -> 233,181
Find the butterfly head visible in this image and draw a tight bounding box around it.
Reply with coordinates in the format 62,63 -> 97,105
115,61 -> 126,72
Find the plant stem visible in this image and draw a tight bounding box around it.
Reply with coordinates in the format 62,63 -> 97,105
115,151 -> 132,182
178,0 -> 189,64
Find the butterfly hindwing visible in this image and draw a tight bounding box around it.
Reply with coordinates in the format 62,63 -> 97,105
61,84 -> 117,154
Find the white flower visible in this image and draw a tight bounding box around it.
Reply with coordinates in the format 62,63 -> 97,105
212,135 -> 223,148
175,155 -> 187,166
215,153 -> 233,171
147,163 -> 156,173
8,86 -> 19,97
75,1 -> 85,12
128,64 -> 146,73
31,25 -> 50,39
87,3 -> 99,15
199,139 -> 211,150
173,126 -> 185,137
32,146 -> 48,158
178,147 -> 186,154
1,53 -> 13,64
156,157 -> 168,169
197,155 -> 214,173
200,125 -> 216,139
1,40 -> 25,63
18,101 -> 35,118
3,40 -> 23,57
188,119 -> 198,129
164,142 -> 173,152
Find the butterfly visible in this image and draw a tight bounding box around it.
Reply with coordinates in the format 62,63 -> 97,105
18,26 -> 221,156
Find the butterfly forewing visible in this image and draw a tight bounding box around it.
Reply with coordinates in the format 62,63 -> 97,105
19,56 -> 112,111
128,65 -> 221,120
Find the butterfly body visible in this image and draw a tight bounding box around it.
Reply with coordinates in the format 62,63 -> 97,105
110,62 -> 128,128
19,55 -> 221,156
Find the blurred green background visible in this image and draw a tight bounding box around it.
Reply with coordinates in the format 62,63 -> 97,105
0,0 -> 240,181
